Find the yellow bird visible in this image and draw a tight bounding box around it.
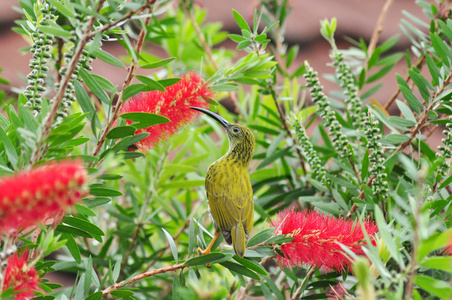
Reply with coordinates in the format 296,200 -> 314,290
190,107 -> 255,258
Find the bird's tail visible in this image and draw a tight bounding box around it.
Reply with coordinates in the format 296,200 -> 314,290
231,223 -> 246,258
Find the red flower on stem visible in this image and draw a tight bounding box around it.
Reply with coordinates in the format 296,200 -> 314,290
272,210 -> 378,272
3,252 -> 40,299
120,72 -> 213,151
0,160 -> 87,232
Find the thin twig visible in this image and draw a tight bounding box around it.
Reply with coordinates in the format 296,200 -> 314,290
366,0 -> 394,61
102,263 -> 185,296
346,175 -> 376,218
291,267 -> 316,300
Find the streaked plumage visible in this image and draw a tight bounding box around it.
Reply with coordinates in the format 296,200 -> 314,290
190,107 -> 255,257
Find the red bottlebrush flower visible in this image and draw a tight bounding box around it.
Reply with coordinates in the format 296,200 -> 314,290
0,160 -> 87,232
271,210 -> 378,272
3,252 -> 40,299
120,72 -> 213,151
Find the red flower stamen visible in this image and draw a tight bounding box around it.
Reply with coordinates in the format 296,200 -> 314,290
120,72 -> 213,151
0,160 -> 87,232
272,210 -> 378,272
3,252 -> 40,299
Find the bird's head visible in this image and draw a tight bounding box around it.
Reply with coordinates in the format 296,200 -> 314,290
190,107 -> 255,161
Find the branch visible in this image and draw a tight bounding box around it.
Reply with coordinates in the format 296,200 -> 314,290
86,0 -> 155,41
366,0 -> 394,60
102,263 -> 185,296
90,3 -> 155,163
383,55 -> 425,110
291,267 -> 316,300
386,73 -> 452,162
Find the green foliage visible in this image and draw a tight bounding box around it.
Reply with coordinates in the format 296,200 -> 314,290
0,0 -> 451,299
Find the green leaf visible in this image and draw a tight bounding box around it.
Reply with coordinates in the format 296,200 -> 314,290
141,57 -> 175,69
75,203 -> 97,216
384,133 -> 410,144
430,32 -> 451,67
257,147 -> 292,170
366,64 -> 394,83
374,206 -> 402,264
396,74 -> 424,114
120,112 -> 169,130
112,260 -> 121,282
395,99 -> 416,122
237,40 -> 252,50
122,83 -> 147,100
48,0 -> 76,18
62,233 -> 81,264
37,24 -> 72,39
55,224 -> 93,238
92,49 -> 125,68
135,75 -> 166,91
421,256 -> 452,272
0,126 -> 18,169
62,216 -> 105,236
387,116 -> 416,127
220,261 -> 260,280
158,78 -> 181,88
162,228 -> 178,263
79,68 -> 110,104
89,187 -> 123,197
425,54 -> 441,86
408,68 -> 432,102
106,126 -> 136,139
234,256 -> 268,276
211,84 -> 238,91
414,275 -> 452,299
247,228 -> 274,247
229,34 -> 246,43
184,253 -> 233,266
85,292 -> 102,300
232,10 -> 251,32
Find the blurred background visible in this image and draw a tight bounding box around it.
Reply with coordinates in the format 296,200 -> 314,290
0,0 -> 427,102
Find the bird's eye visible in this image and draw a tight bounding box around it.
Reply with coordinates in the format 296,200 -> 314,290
233,127 -> 240,133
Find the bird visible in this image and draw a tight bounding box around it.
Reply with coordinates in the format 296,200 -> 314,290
190,106 -> 255,258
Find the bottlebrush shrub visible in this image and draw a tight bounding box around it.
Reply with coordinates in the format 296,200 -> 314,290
0,160 -> 87,232
120,72 -> 213,150
272,210 -> 378,271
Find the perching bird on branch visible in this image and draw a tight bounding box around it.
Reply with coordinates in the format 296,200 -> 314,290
190,107 -> 255,258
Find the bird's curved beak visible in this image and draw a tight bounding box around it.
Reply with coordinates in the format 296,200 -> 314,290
189,107 -> 229,129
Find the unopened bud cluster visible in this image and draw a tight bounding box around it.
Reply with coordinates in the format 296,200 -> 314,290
304,62 -> 353,160
291,115 -> 328,185
55,43 -> 93,124
363,111 -> 389,200
436,116 -> 452,179
24,4 -> 55,115
332,52 -> 363,128
54,16 -> 94,124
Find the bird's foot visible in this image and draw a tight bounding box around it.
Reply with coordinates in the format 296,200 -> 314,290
197,247 -> 211,256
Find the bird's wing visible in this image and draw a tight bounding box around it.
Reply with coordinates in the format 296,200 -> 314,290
206,163 -> 254,235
